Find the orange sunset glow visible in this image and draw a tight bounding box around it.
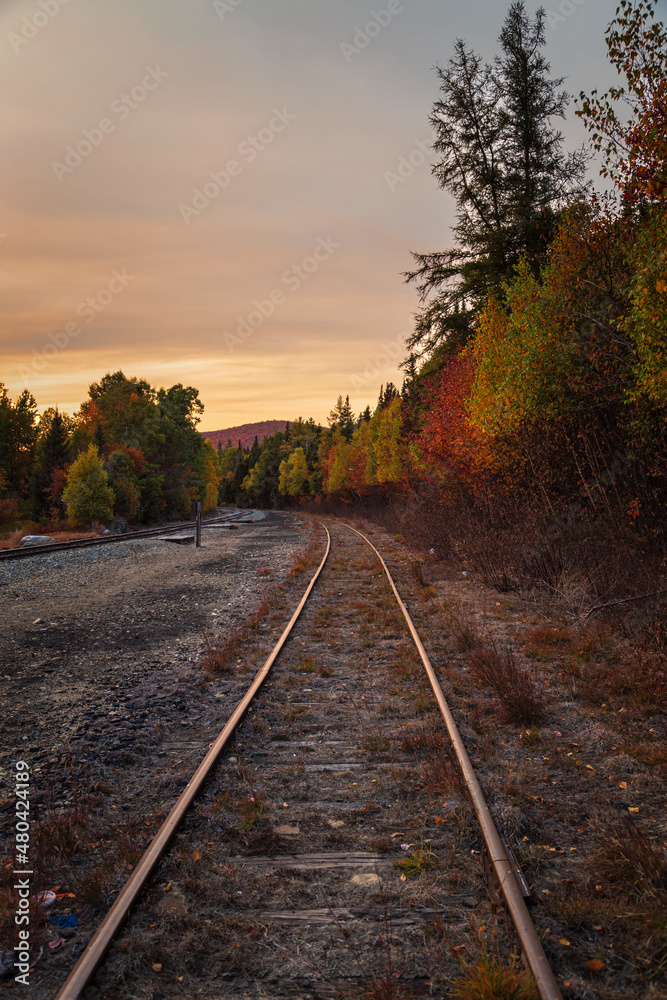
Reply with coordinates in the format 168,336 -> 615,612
1,0 -> 616,428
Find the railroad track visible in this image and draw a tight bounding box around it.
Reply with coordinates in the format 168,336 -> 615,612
51,519 -> 562,1000
0,509 -> 257,562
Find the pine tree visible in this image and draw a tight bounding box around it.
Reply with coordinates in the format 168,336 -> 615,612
30,408 -> 72,519
405,1 -> 588,361
327,395 -> 355,440
498,2 -> 588,266
379,383 -> 399,410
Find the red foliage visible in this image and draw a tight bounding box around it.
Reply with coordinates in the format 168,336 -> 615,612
415,354 -> 488,481
45,466 -> 69,520
111,444 -> 149,477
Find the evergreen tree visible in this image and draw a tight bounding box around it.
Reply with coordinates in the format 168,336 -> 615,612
327,395 -> 355,441
405,1 -> 588,360
6,389 -> 38,497
30,408 -> 72,519
498,2 -> 588,265
378,383 -> 399,410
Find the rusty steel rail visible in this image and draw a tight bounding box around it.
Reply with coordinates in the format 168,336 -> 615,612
341,523 -> 563,1000
54,523 -> 331,1000
0,509 -> 254,562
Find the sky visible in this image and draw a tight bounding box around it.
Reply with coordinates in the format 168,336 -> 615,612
0,0 -> 657,431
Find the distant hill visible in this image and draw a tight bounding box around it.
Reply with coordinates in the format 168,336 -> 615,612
201,420 -> 289,451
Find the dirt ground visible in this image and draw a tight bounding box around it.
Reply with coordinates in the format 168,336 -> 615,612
1,513 -> 666,1000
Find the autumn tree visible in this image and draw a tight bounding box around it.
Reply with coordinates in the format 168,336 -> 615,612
278,447 -> 310,497
577,0 -> 667,206
62,445 -> 115,527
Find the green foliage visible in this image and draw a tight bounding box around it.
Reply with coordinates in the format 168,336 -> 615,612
29,408 -> 72,519
327,394 -> 355,440
0,386 -> 38,502
106,449 -> 141,520
278,447 -> 310,497
62,445 -> 115,527
622,206 -> 667,408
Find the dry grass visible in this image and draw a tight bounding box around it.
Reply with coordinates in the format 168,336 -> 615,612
443,604 -> 481,652
0,526 -> 103,549
420,752 -> 468,801
522,626 -> 575,660
591,820 -> 667,901
468,645 -> 545,726
410,561 -> 427,588
561,646 -> 667,716
399,724 -> 445,755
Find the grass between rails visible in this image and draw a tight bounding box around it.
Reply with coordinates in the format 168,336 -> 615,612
201,521 -> 326,676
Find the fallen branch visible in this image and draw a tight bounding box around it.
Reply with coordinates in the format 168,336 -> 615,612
580,589 -> 663,621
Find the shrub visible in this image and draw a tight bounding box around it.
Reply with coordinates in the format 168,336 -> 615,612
468,644 -> 545,725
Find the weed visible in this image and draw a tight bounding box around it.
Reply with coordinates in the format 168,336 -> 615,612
623,740 -> 667,778
400,724 -> 445,755
114,818 -> 151,866
518,729 -> 541,749
363,734 -> 391,753
69,864 -> 111,909
450,949 -> 537,999
318,665 -> 333,677
410,561 -> 427,588
468,645 -> 545,726
236,794 -> 265,830
393,841 -> 438,878
570,648 -> 667,715
283,705 -> 307,721
444,606 -> 480,652
421,752 -> 468,801
298,657 -> 315,673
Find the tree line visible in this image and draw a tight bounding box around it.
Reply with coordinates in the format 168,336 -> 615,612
3,1 -> 666,558
0,372 -> 220,529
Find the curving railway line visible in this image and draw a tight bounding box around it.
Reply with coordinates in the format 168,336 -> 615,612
44,518 -> 562,999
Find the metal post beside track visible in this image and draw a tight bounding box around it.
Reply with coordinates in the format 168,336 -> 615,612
195,502 -> 202,548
